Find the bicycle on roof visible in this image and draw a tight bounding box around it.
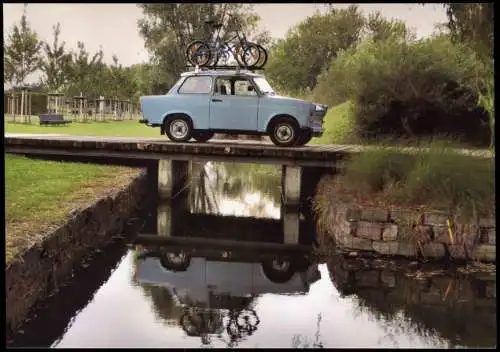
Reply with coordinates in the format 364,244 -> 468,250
185,13 -> 268,69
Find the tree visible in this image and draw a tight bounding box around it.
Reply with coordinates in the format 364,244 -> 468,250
66,41 -> 104,98
265,5 -> 365,94
137,4 -> 266,86
39,23 -> 73,92
4,4 -> 42,86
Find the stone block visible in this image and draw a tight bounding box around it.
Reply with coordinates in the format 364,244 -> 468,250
397,241 -> 417,257
357,221 -> 382,240
420,243 -> 446,258
345,206 -> 361,221
350,236 -> 373,251
336,233 -> 353,249
471,245 -> 496,262
354,270 -> 380,288
487,228 -> 495,246
448,244 -> 467,260
413,225 -> 433,244
382,224 -> 398,241
424,212 -> 450,226
360,207 -> 389,222
372,241 -> 399,255
433,225 -> 455,245
338,219 -> 356,236
380,270 -> 396,288
479,217 -> 496,228
486,282 -> 496,299
390,208 -> 422,226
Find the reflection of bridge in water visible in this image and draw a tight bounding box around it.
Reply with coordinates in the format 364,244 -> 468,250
139,160 -> 327,246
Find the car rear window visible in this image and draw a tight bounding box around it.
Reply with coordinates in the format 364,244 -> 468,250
178,76 -> 213,94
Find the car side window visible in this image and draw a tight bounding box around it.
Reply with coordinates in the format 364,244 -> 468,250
234,79 -> 257,96
178,76 -> 213,94
214,78 -> 231,96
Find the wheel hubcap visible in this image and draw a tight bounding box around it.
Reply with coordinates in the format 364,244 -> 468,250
275,124 -> 294,143
167,251 -> 186,264
271,258 -> 290,271
170,120 -> 188,139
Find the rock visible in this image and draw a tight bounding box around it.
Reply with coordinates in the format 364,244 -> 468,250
345,207 -> 361,222
420,243 -> 446,258
357,221 -> 382,240
424,212 -> 450,226
397,242 -> 418,258
372,241 -> 399,255
414,225 -> 433,244
360,207 -> 389,222
471,245 -> 496,262
390,209 -> 422,226
479,217 -> 496,228
382,224 -> 398,241
380,270 -> 396,288
448,244 -> 467,260
351,236 -> 373,251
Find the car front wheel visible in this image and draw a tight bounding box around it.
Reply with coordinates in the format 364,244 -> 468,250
295,130 -> 313,146
269,117 -> 299,147
165,116 -> 193,142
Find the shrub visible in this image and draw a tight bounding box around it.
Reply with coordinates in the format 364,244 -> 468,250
313,35 -> 491,147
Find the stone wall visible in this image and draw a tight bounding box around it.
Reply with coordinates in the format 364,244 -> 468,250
324,203 -> 495,263
5,170 -> 150,332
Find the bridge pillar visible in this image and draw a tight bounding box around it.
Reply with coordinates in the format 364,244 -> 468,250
281,165 -> 301,207
283,206 -> 300,245
281,165 -> 302,244
158,159 -> 190,199
157,190 -> 189,237
157,200 -> 172,237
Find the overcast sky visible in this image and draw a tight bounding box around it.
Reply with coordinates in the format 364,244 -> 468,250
3,3 -> 447,68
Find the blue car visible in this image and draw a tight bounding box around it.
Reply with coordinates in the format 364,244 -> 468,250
139,69 -> 328,147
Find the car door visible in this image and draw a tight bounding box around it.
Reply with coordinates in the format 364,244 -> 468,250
209,76 -> 259,131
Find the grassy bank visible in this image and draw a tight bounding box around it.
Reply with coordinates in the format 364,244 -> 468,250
316,142 -> 495,222
5,154 -> 141,264
4,119 -> 159,137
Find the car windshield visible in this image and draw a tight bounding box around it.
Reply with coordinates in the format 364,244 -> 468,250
253,77 -> 275,95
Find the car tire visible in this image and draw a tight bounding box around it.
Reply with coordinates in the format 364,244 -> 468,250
261,257 -> 296,283
165,116 -> 193,142
159,250 -> 191,271
269,117 -> 299,147
295,130 -> 313,146
192,131 -> 214,142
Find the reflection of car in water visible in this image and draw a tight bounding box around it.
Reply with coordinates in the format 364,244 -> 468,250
134,244 -> 321,344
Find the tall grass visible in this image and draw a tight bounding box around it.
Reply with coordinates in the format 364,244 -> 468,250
337,142 -> 495,221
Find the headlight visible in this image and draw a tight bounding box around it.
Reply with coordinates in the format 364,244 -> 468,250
314,104 -> 325,111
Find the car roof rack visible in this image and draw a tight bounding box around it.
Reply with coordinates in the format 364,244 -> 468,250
185,64 -> 264,74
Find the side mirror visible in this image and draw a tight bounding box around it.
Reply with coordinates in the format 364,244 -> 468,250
247,85 -> 254,92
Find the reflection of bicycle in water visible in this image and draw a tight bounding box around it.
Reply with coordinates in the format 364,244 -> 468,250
179,307 -> 260,346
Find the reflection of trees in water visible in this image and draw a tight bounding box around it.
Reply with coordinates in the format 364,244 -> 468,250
139,284 -> 184,325
190,162 -> 281,217
327,256 -> 497,348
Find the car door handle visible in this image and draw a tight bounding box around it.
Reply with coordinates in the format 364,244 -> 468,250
212,98 -> 223,102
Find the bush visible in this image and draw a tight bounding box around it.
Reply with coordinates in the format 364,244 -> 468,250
313,35 -> 491,147
313,101 -> 358,144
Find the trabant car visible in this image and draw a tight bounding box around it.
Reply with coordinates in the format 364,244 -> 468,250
139,69 -> 328,147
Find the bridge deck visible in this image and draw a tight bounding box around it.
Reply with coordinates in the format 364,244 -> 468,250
4,134 -> 493,167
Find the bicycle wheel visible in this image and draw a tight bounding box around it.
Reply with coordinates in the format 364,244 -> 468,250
242,44 -> 262,68
254,44 -> 268,69
186,40 -> 212,67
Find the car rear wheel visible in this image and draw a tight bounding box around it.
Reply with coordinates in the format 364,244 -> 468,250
165,116 -> 193,142
192,131 -> 214,142
261,256 -> 296,283
159,250 -> 191,271
269,117 -> 299,147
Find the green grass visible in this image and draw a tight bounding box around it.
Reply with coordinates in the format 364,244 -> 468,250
4,119 -> 160,137
324,142 -> 495,222
5,154 -> 140,264
312,101 -> 356,145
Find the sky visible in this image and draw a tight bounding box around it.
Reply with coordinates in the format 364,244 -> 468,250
3,3 -> 447,81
